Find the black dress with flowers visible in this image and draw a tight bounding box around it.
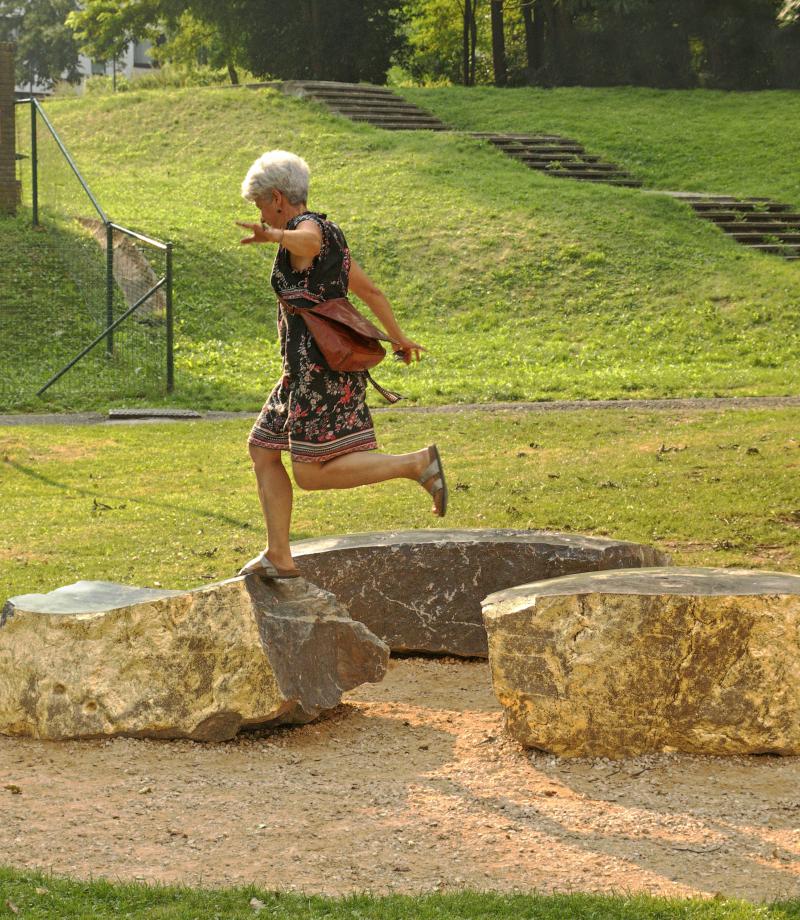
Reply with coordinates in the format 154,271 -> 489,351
248,211 -> 379,463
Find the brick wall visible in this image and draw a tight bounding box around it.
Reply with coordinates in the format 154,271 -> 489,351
0,42 -> 21,214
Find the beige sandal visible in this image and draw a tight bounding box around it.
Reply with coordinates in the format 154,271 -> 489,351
238,551 -> 301,579
418,444 -> 448,517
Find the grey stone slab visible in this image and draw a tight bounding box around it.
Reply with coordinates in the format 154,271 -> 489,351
291,529 -> 669,658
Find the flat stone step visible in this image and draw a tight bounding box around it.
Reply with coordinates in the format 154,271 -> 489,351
727,232 -> 800,243
313,96 -> 425,110
288,81 -> 397,96
292,530 -> 669,658
747,243 -> 800,254
345,111 -> 443,123
545,168 -> 634,180
480,133 -> 582,146
716,220 -> 800,232
542,161 -> 622,173
507,146 -> 587,157
690,199 -> 794,213
327,101 -> 434,113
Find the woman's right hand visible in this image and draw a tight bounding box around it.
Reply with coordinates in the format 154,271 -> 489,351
236,220 -> 281,245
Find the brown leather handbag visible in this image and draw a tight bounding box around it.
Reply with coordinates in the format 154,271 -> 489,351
279,296 -> 389,372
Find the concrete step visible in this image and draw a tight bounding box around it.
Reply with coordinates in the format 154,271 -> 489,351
728,232 -> 800,243
717,221 -> 800,232
506,146 -> 587,157
327,100 -> 434,113
690,200 -> 794,214
346,114 -> 446,128
697,212 -> 800,225
518,153 -> 604,164
546,170 -> 641,185
290,81 -> 397,96
540,161 -> 622,173
341,109 -> 442,122
477,133 -> 582,145
746,243 -> 800,255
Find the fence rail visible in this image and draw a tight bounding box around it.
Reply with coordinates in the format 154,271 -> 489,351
3,97 -> 174,410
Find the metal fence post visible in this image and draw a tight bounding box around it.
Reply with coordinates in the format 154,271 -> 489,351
30,98 -> 38,226
105,222 -> 114,356
166,241 -> 174,392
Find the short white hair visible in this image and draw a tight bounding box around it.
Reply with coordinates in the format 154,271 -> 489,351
241,150 -> 310,205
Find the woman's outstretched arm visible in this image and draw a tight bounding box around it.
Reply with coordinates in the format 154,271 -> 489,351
348,259 -> 424,363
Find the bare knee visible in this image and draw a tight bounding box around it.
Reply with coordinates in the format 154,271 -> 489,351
292,460 -> 324,491
249,444 -> 283,470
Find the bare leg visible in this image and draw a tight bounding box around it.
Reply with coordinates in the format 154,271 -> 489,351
249,445 -> 296,571
291,447 -> 430,492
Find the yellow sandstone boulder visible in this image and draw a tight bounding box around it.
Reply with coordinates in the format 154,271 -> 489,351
481,567 -> 800,758
0,575 -> 388,741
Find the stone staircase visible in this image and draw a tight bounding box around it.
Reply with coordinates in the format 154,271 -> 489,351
471,132 -> 642,188
281,81 -> 448,131
275,81 -> 797,261
668,194 -> 800,261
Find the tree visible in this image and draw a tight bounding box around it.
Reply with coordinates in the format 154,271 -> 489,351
0,0 -> 82,90
68,0 -> 404,85
490,0 -> 506,84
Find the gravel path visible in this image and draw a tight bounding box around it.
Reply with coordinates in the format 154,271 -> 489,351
2,396 -> 800,427
1,656 -> 798,902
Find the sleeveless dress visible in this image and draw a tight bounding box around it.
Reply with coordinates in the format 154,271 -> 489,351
248,211 -> 379,463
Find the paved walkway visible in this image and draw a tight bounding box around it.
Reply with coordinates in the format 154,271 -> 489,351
1,395 -> 799,426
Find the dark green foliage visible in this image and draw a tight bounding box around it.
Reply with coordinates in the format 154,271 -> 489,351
402,0 -> 800,90
220,0 -> 407,84
0,0 -> 81,89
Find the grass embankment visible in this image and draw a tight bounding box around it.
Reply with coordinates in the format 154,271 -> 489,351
401,86 -> 800,204
2,868 -> 799,920
7,85 -> 800,412
2,407 -> 798,600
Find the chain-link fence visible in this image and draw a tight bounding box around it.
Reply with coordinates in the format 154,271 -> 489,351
1,98 -> 173,411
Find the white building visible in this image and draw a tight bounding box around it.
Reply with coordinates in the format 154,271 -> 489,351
15,39 -> 156,94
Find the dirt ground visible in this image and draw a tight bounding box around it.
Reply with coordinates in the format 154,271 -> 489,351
1,656 -> 799,903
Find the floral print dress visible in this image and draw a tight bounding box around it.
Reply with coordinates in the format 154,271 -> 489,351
248,211 -> 379,463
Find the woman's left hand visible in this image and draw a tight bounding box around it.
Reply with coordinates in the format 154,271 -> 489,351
392,335 -> 425,365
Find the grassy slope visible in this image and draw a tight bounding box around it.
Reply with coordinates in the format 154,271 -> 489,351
8,86 -> 800,411
400,86 -> 800,202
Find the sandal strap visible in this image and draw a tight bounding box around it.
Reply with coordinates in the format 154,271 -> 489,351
418,459 -> 440,484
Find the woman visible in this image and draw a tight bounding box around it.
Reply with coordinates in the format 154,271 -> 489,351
236,150 -> 447,579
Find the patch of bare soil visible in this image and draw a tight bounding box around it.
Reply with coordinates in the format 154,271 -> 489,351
1,657 -> 799,902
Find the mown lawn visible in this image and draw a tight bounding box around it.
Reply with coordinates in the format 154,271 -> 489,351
2,406 -> 799,601
2,866 -> 799,920
6,85 -> 800,412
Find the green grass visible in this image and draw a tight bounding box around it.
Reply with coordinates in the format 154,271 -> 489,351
1,867 -> 800,918
5,85 -> 800,412
399,86 -> 800,203
2,406 -> 799,601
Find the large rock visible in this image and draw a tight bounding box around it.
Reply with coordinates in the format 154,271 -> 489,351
292,530 -> 670,657
482,567 -> 800,758
0,575 -> 388,741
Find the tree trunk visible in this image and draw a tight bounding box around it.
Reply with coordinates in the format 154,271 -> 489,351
522,0 -> 544,86
462,0 -> 471,85
469,0 -> 478,85
491,0 -> 507,86
227,62 -> 239,85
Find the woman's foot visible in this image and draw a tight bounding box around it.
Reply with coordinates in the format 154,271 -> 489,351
238,548 -> 301,579
416,444 -> 448,517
